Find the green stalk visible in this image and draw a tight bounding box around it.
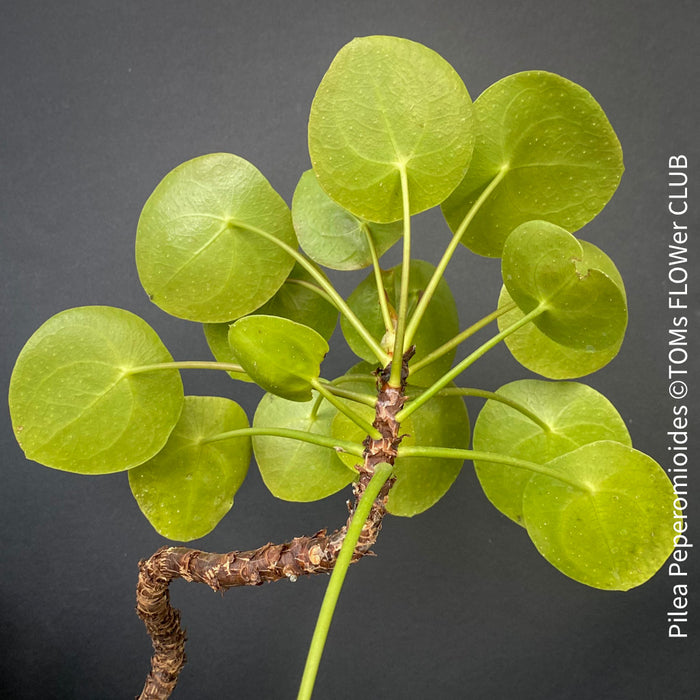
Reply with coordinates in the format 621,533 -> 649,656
318,381 -> 377,408
297,462 -> 394,700
201,426 -> 364,457
432,387 -> 551,432
311,379 -> 382,440
238,221 -> 389,365
362,223 -> 394,335
403,168 -> 507,351
285,278 -> 336,306
397,446 -> 587,491
409,302 -> 516,373
396,305 -> 544,422
125,360 -> 246,375
389,164 -> 411,388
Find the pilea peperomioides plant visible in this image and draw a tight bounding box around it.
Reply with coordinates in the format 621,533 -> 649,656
9,35 -> 677,699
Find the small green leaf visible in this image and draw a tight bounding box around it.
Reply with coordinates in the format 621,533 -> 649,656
128,396 -> 251,541
473,379 -> 631,525
502,221 -> 627,351
309,35 -> 474,222
9,306 -> 183,474
292,170 -> 402,270
136,153 -> 296,323
228,315 -> 329,401
202,262 -> 337,382
442,70 -> 624,257
253,391 -> 356,501
341,260 -> 459,386
523,441 -> 676,590
331,373 -> 469,516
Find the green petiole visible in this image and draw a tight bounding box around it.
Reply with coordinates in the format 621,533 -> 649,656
403,168 -> 507,351
362,223 -> 394,336
311,379 -> 381,440
201,426 -> 364,457
397,445 -> 587,492
388,163 -> 412,388
397,305 -> 544,422
297,462 -> 394,700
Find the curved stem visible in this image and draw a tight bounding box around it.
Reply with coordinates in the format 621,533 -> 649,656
297,462 -> 394,700
318,380 -> 377,408
201,426 -> 364,457
389,164 -> 411,387
286,278 -> 336,306
410,302 -> 516,373
403,168 -> 507,351
362,223 -> 394,335
309,391 -> 325,421
433,387 -> 550,432
125,360 -> 246,376
396,305 -> 544,422
397,446 -> 586,491
237,221 -> 389,365
311,379 -> 382,440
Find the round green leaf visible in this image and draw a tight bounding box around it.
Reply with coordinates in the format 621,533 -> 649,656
497,239 -> 625,378
331,373 -> 469,516
442,70 -> 624,257
523,441 -> 676,590
228,315 -> 329,401
309,35 -> 474,222
341,259 -> 459,386
253,391 -> 356,501
136,153 -> 296,323
502,221 -> 627,351
128,396 -> 251,541
203,262 -> 338,383
9,306 -> 184,474
292,170 -> 402,270
473,379 -> 631,525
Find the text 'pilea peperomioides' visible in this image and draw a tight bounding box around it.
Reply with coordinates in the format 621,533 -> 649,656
9,35 -> 677,699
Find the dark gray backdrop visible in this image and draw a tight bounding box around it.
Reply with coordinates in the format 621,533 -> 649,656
2,1 -> 698,698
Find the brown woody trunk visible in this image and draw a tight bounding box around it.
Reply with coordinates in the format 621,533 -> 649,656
136,350 -> 413,699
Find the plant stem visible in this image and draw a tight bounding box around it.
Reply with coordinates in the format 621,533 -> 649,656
432,387 -> 551,432
297,462 -> 394,700
396,305 -> 544,422
389,164 -> 411,387
362,223 -> 394,335
403,168 -> 507,351
319,381 -> 377,407
201,426 -> 364,457
237,221 -> 390,365
125,360 -> 247,375
397,446 -> 587,491
311,379 -> 382,440
409,302 -> 516,373
285,278 -> 336,306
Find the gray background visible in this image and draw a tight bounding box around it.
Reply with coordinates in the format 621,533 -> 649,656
2,1 -> 699,698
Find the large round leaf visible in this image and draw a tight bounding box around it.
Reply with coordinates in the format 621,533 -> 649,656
340,259 -> 459,386
442,70 -> 624,257
497,239 -> 626,378
9,306 -> 184,474
331,373 -> 469,516
502,221 -> 627,351
136,153 -> 296,323
128,396 -> 251,541
472,379 -> 631,525
292,170 -> 402,270
253,391 -> 356,501
202,262 -> 337,382
228,315 -> 328,401
523,441 -> 676,590
309,35 -> 474,222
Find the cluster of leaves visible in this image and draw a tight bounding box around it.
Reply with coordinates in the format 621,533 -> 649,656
9,35 -> 676,591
